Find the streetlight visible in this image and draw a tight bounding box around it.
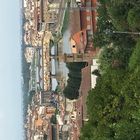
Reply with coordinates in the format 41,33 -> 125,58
112,30 -> 140,35
105,29 -> 140,35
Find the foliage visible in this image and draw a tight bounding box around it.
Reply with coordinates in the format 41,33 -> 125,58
51,115 -> 57,124
55,85 -> 61,93
66,62 -> 86,70
92,69 -> 101,77
44,134 -> 48,140
93,0 -> 140,48
63,62 -> 86,100
106,3 -> 130,31
80,1 -> 140,139
99,36 -> 135,73
129,39 -> 140,71
81,66 -> 140,139
127,7 -> 140,30
63,85 -> 79,100
28,90 -> 36,103
93,3 -> 114,48
81,69 -> 125,139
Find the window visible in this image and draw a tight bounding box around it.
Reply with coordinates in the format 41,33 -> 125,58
78,111 -> 81,116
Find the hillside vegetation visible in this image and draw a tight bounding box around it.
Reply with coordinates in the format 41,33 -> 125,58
80,0 -> 140,139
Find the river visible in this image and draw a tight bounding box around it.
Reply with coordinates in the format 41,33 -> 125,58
51,29 -> 71,90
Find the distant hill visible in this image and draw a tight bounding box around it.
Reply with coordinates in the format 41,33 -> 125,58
20,7 -> 30,140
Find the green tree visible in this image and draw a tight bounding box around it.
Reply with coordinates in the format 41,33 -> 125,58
99,36 -> 135,73
63,62 -> 86,100
66,62 -> 86,71
129,39 -> 140,71
80,1 -> 140,139
127,7 -> 140,30
107,4 -> 130,31
68,71 -> 81,79
93,3 -> 115,48
63,85 -> 79,100
28,90 -> 36,103
81,67 -> 140,139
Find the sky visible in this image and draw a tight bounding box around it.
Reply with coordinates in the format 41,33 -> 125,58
0,0 -> 23,140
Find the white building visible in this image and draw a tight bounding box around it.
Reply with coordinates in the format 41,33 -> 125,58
91,59 -> 99,88
24,47 -> 35,63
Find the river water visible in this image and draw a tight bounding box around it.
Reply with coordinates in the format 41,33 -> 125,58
51,29 -> 71,90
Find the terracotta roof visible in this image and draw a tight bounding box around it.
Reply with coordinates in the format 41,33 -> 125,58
34,8 -> 39,30
72,31 -> 82,46
71,30 -> 88,53
71,31 -> 83,51
69,10 -> 81,36
35,117 -> 43,127
70,0 -> 98,52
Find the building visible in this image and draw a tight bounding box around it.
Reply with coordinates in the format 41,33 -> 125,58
23,0 -> 48,47
24,47 -> 35,63
70,59 -> 99,140
45,1 -> 60,33
69,0 -> 98,54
